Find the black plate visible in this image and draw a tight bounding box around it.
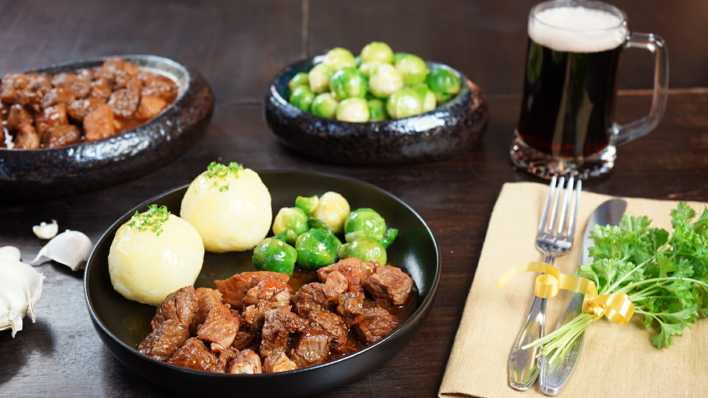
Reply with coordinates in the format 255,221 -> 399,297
265,57 -> 488,164
84,169 -> 440,397
0,54 -> 214,201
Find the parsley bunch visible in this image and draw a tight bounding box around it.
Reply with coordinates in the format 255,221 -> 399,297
527,202 -> 708,364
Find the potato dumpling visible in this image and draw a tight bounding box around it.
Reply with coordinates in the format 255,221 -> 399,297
108,205 -> 204,306
180,162 -> 272,252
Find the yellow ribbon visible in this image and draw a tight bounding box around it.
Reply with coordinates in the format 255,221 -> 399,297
497,262 -> 635,324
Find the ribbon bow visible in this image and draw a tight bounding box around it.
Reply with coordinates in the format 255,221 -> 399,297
498,262 -> 635,324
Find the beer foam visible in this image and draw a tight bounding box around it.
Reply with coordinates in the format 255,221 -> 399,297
529,6 -> 627,53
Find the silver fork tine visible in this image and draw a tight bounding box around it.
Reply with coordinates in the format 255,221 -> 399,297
547,176 -> 564,233
538,175 -> 557,233
556,175 -> 574,236
566,178 -> 582,239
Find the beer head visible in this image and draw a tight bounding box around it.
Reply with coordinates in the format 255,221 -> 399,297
529,2 -> 627,53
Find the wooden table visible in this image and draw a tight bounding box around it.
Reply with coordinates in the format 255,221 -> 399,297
1,1 -> 706,397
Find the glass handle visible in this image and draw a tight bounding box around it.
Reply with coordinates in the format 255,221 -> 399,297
611,33 -> 669,146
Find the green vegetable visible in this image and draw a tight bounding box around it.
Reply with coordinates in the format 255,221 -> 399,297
205,161 -> 243,192
308,63 -> 334,93
433,91 -> 452,103
311,93 -> 338,119
527,203 -> 708,365
359,61 -> 384,77
394,54 -> 429,85
323,47 -> 357,70
411,84 -> 436,112
313,191 -> 351,233
288,72 -> 309,92
386,87 -> 423,118
252,238 -> 297,274
369,63 -> 403,98
368,99 -> 387,121
381,228 -> 399,248
330,68 -> 368,100
295,195 -> 319,215
289,85 -> 315,112
426,66 -> 461,97
360,41 -> 394,64
128,204 -> 170,235
336,98 -> 369,122
344,208 -> 386,242
272,207 -> 309,244
393,52 -> 410,65
339,238 -> 387,265
296,228 -> 342,269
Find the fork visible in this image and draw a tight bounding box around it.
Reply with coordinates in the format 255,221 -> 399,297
507,175 -> 582,391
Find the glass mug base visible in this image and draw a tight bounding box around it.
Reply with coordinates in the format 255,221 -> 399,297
509,131 -> 616,179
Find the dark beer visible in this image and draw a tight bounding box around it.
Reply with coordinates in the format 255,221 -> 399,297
516,4 -> 626,158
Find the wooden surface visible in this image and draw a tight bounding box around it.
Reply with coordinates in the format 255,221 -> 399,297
0,1 -> 707,397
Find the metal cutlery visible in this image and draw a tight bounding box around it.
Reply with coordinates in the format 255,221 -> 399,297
508,175 -> 582,391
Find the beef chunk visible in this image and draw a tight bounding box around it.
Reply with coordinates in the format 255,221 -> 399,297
67,97 -> 104,122
15,74 -> 51,107
141,72 -> 177,102
353,306 -> 398,344
243,277 -> 291,308
108,87 -> 140,118
308,310 -> 350,354
194,287 -> 223,326
136,95 -> 168,120
292,282 -> 329,317
150,286 -> 198,331
231,329 -> 256,351
95,57 -> 139,87
42,87 -> 74,108
7,104 -> 33,130
291,328 -> 331,367
336,291 -> 365,320
317,258 -> 375,291
216,348 -> 238,372
90,78 -> 112,101
196,304 -> 240,352
138,319 -> 189,361
83,103 -> 116,140
263,352 -> 298,373
260,308 -> 306,358
228,349 -> 262,374
14,123 -> 40,150
1,74 -> 30,104
42,124 -> 80,148
51,73 -> 91,99
167,337 -> 221,372
215,271 -> 289,310
364,265 -> 413,306
323,270 -> 348,300
35,104 -> 68,136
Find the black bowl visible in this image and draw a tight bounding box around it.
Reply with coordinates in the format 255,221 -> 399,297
265,58 -> 487,164
84,169 -> 440,397
0,54 -> 214,201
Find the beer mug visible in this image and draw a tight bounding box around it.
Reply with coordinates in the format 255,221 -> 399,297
510,0 -> 668,178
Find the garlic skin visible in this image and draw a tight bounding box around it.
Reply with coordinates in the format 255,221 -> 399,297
0,256 -> 44,337
31,230 -> 92,271
33,220 -> 58,240
0,246 -> 21,262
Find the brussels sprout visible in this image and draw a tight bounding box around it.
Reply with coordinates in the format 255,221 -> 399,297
323,47 -> 357,70
393,52 -> 410,65
359,61 -> 385,77
434,91 -> 452,103
386,87 -> 423,119
288,72 -> 309,92
296,228 -> 342,269
426,66 -> 461,97
336,98 -> 369,122
369,64 -> 404,98
272,207 -> 308,243
295,195 -> 319,215
313,191 -> 351,233
360,41 -> 394,64
289,85 -> 314,112
344,208 -> 386,242
338,238 -> 387,265
252,238 -> 297,274
308,63 -> 334,94
411,84 -> 436,112
381,228 -> 399,248
330,68 -> 368,100
368,99 -> 387,121
311,93 -> 338,119
394,54 -> 429,85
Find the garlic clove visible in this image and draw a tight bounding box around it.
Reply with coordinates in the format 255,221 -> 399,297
0,257 -> 44,337
31,230 -> 92,271
33,220 -> 58,240
0,246 -> 21,262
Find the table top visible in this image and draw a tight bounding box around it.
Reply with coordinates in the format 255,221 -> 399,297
1,1 -> 707,397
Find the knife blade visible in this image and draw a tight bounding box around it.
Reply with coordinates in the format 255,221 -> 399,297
538,198 -> 627,396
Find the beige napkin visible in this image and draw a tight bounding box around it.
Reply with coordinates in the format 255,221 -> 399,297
439,182 -> 708,398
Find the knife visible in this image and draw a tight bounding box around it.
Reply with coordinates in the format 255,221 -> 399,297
538,198 -> 627,396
